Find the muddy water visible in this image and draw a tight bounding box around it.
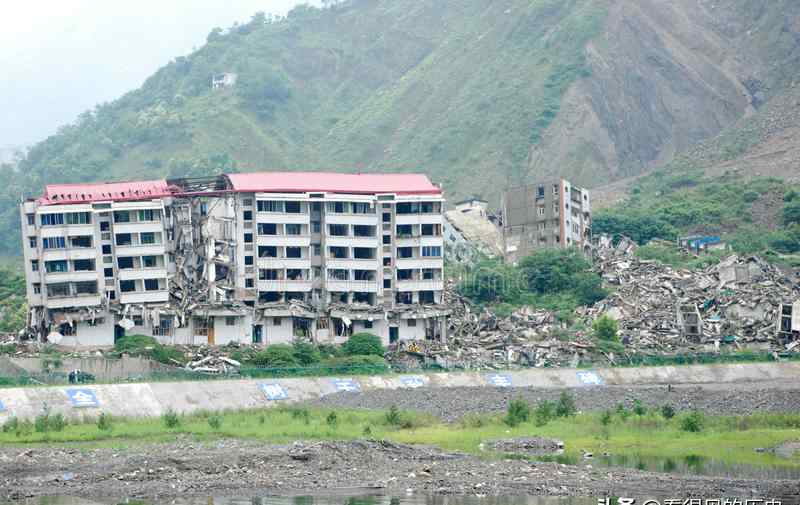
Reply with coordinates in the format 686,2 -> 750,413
3,496 -> 596,505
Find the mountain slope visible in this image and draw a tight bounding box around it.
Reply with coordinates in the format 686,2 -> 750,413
3,0 -> 800,255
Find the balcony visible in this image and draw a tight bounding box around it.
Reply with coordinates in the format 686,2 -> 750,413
256,235 -> 311,247
255,213 -> 309,225
396,279 -> 444,292
256,279 -> 313,292
325,213 -> 379,226
395,257 -> 443,270
41,248 -> 98,262
119,290 -> 169,304
325,279 -> 380,293
256,257 -> 311,269
395,214 -> 442,225
43,270 -> 99,283
325,258 -> 379,270
45,293 -> 102,309
118,268 -> 169,281
325,235 -> 379,248
115,243 -> 166,256
396,235 -> 444,247
112,221 -> 164,235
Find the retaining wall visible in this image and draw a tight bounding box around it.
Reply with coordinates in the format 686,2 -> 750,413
0,361 -> 797,422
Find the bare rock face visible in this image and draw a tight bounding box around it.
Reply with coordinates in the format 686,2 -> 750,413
527,0 -> 800,188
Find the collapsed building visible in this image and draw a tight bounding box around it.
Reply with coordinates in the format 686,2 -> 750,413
20,172 -> 450,348
502,179 -> 592,264
443,197 -> 503,263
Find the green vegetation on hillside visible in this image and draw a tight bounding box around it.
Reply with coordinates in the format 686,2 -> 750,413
0,267 -> 26,333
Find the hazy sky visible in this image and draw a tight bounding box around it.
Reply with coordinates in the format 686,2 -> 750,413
0,0 -> 318,149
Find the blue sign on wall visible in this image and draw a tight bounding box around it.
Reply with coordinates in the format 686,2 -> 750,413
576,371 -> 604,386
259,383 -> 289,401
332,378 -> 361,392
66,388 -> 99,408
400,376 -> 425,388
486,373 -> 512,387
0,399 -> 6,413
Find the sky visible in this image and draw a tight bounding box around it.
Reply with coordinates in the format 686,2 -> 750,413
0,0 -> 318,151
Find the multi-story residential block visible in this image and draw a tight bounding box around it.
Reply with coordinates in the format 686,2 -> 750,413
20,172 -> 449,348
501,178 -> 591,264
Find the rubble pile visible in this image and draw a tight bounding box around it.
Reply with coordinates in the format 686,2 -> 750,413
586,237 -> 800,352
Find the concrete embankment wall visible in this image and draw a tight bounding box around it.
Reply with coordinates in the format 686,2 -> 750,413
0,361 -> 797,422
1,356 -> 174,381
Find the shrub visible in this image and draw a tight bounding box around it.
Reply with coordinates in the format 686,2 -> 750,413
292,340 -> 321,365
341,333 -> 384,356
600,409 -> 613,426
555,392 -> 577,418
504,398 -> 531,427
385,405 -> 402,426
162,408 -> 180,429
534,400 -> 556,426
97,413 -> 113,432
661,404 -> 676,419
251,344 -> 298,368
633,400 -> 647,416
2,416 -> 18,434
288,407 -> 311,424
49,413 -> 66,432
460,414 -> 490,429
115,334 -> 184,365
326,411 -> 338,429
208,416 -> 223,430
362,425 -> 372,437
680,410 -> 704,433
593,315 -> 619,342
615,403 -> 631,421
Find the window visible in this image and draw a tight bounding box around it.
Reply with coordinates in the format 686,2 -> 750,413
421,224 -> 439,236
382,213 -> 391,223
138,209 -> 160,222
142,255 -> 158,268
120,280 -> 136,292
33,283 -> 41,294
420,202 -> 436,214
259,269 -> 279,280
258,246 -> 278,258
398,269 -> 413,280
329,224 -> 348,236
113,211 -> 130,223
107,290 -> 116,300
244,233 -> 253,243
397,247 -> 413,259
329,269 -> 348,280
537,185 -> 545,199
383,234 -> 391,244
285,201 -> 301,213
140,232 -> 156,245
364,320 -> 374,329
285,247 -> 302,258
245,278 -> 254,288
41,213 -> 64,226
326,201 -> 347,213
245,255 -> 254,265
352,202 -> 371,214
422,246 -> 441,257
66,212 -> 91,225
537,206 -> 545,216
553,184 -> 559,195
243,210 -> 253,221
31,260 -> 39,272
407,319 -> 417,327
312,221 -> 321,233
553,203 -> 559,213
28,236 -> 36,248
100,221 -> 110,231
353,247 -> 375,259
102,244 -> 112,254
383,257 -> 391,266
46,283 -> 70,297
26,214 -> 35,225
117,257 -> 134,269
69,235 -> 92,248
104,268 -> 114,278
115,233 -> 132,246
286,268 -> 304,280
396,202 -> 418,215
243,198 -> 253,207
396,224 -> 413,237
46,260 -> 68,273
354,225 -> 375,237
257,223 -> 277,235
42,236 -> 66,249
200,203 -> 208,216
273,317 -> 282,326
74,281 -> 98,295
226,316 -> 236,326
144,278 -> 161,291
73,259 -> 95,271
538,222 -> 546,231
329,246 -> 347,259
313,244 -> 321,256
383,278 -> 391,288
257,200 -> 283,212
285,224 -> 302,235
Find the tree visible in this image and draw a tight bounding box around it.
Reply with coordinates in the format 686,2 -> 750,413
784,201 -> 800,226
519,249 -> 590,294
292,340 -> 321,365
342,333 -> 384,356
593,314 -> 619,342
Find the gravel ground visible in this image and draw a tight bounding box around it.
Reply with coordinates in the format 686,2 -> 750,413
309,382 -> 800,422
1,439 -> 798,503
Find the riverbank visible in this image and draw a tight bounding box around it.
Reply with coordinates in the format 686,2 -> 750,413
1,402 -> 799,502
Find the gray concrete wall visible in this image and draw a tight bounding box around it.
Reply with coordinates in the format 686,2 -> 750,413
5,356 -> 174,380
0,361 -> 798,422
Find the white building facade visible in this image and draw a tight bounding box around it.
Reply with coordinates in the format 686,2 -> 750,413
20,173 -> 449,348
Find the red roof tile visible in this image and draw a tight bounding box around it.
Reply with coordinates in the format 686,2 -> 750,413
38,180 -> 171,205
225,172 -> 441,195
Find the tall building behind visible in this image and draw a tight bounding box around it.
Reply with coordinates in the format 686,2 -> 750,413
501,178 -> 591,264
20,172 -> 448,348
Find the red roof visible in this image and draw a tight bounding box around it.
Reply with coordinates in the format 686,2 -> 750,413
225,172 -> 441,195
38,180 -> 171,205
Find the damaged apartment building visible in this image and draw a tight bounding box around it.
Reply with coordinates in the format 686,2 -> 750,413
502,179 -> 592,264
20,172 -> 450,348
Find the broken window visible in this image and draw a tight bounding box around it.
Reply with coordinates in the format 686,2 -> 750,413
142,255 -> 159,268
45,260 -> 68,273
33,283 -> 41,294
354,270 -> 375,281
245,278 -> 254,288
69,235 -> 92,248
333,318 -> 353,337
47,283 -> 70,297
329,269 -> 349,281
259,291 -> 281,302
257,223 -> 277,235
286,269 -> 305,280
153,316 -> 173,337
419,291 -> 435,304
330,292 -> 348,303
353,292 -> 372,304
258,246 -> 278,258
59,322 -> 76,337
421,224 -> 440,236
317,317 -> 329,329
259,269 -> 280,280
396,292 -> 413,304
398,269 -> 413,280
364,320 -> 374,329
74,281 -> 98,295
273,317 -> 282,326
383,257 -> 391,266
396,224 -> 414,237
